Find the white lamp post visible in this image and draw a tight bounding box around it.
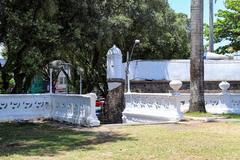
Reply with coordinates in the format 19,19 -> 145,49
49,68 -> 53,94
80,74 -> 82,94
77,67 -> 84,94
126,39 -> 140,93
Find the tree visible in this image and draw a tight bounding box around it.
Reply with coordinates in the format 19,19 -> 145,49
0,0 -> 61,93
189,0 -> 206,112
0,0 -> 191,95
213,0 -> 240,53
204,0 -> 240,54
209,0 -> 214,52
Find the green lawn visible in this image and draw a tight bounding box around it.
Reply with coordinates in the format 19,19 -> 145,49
185,112 -> 240,119
1,121 -> 240,160
184,112 -> 214,117
221,113 -> 240,119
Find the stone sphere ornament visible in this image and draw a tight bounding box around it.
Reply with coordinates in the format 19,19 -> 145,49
219,81 -> 230,93
169,80 -> 183,92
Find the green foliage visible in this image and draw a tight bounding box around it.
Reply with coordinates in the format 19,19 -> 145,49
221,113 -> 240,119
185,112 -> 213,117
0,0 -> 190,94
205,0 -> 240,53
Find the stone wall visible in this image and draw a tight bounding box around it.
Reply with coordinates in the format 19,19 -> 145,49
130,81 -> 240,93
105,82 -> 125,123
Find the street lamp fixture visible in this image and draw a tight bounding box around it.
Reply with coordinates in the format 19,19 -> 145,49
126,39 -> 140,93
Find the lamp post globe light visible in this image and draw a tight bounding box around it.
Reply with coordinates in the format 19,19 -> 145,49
135,39 -> 140,44
126,39 -> 140,93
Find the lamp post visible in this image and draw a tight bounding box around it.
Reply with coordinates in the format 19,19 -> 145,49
126,39 -> 140,93
49,68 -> 53,94
77,67 -> 84,94
80,74 -> 82,94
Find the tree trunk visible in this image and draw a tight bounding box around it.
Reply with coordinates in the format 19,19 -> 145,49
11,45 -> 27,94
23,75 -> 33,93
189,0 -> 206,112
0,66 -> 10,93
209,0 -> 214,52
105,82 -> 125,123
11,72 -> 25,94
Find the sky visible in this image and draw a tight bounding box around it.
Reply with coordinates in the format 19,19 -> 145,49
169,0 -> 228,48
168,0 -> 226,24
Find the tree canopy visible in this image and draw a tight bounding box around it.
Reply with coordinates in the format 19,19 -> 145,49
205,0 -> 240,54
0,0 -> 190,95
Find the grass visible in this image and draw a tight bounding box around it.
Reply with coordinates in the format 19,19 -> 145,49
185,112 -> 240,119
1,121 -> 240,159
221,113 -> 240,119
184,112 -> 214,117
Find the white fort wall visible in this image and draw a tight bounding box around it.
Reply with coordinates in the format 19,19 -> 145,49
108,59 -> 240,90
0,93 -> 100,127
107,59 -> 240,81
126,60 -> 240,81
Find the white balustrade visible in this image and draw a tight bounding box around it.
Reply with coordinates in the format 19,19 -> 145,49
179,81 -> 240,114
123,81 -> 240,124
0,94 -> 51,122
123,92 -> 183,123
180,93 -> 240,114
123,80 -> 184,123
0,93 -> 100,127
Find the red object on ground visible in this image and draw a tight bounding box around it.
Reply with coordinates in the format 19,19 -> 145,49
96,100 -> 104,107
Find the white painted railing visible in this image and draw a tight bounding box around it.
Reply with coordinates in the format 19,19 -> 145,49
0,93 -> 100,127
123,93 -> 183,123
0,94 -> 51,122
180,93 -> 240,114
123,81 -> 240,124
51,93 -> 100,127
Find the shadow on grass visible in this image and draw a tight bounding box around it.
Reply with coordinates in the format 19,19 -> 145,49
0,121 -> 135,157
221,113 -> 240,119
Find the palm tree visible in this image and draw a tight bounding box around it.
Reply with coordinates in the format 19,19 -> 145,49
209,0 -> 214,52
189,0 -> 206,112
